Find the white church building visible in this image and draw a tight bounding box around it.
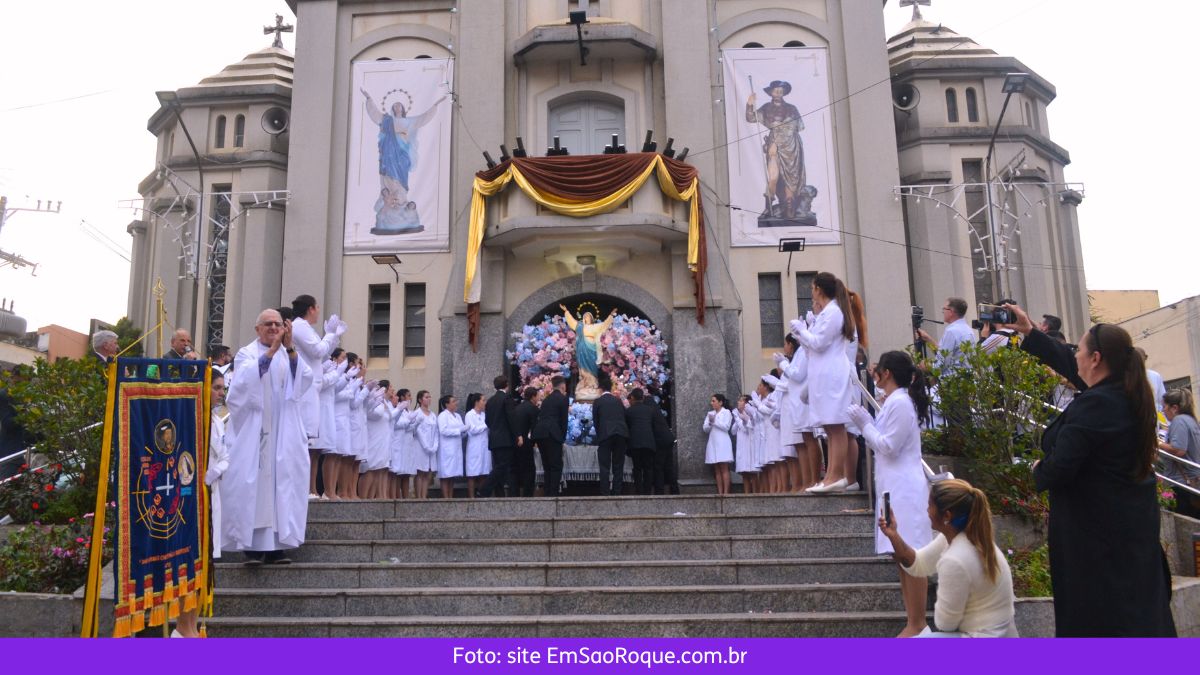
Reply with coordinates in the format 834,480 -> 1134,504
126,1 -> 1087,483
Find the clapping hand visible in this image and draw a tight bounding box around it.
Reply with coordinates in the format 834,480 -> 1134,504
322,360 -> 336,373
788,319 -> 805,335
805,310 -> 815,326
846,404 -> 872,432
336,359 -> 349,374
347,365 -> 361,379
772,352 -> 787,366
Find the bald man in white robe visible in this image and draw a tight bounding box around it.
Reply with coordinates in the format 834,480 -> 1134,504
222,309 -> 314,564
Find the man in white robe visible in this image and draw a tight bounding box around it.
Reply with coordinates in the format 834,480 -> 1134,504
222,309 -> 314,565
289,294 -> 345,497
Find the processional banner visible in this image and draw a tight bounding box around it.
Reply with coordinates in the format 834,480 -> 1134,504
345,58 -> 454,253
107,358 -> 211,637
721,47 -> 841,246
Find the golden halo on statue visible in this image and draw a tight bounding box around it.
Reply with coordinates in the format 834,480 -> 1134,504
576,301 -> 600,319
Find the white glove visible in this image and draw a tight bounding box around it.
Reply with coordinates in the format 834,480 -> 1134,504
322,360 -> 336,373
805,310 -> 815,327
772,352 -> 786,366
347,366 -> 360,378
336,360 -> 349,374
205,465 -> 223,485
789,319 -> 805,335
324,315 -> 339,334
333,319 -> 347,337
846,404 -> 872,432
367,380 -> 379,390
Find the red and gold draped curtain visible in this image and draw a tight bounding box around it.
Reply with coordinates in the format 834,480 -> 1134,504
465,152 -> 707,350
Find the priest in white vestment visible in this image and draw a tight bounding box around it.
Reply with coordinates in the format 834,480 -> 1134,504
222,309 -> 314,564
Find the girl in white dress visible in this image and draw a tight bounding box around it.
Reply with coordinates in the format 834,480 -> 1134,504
703,394 -> 734,494
437,394 -> 467,498
792,272 -> 857,493
364,381 -> 394,499
350,372 -> 371,497
412,390 -> 438,499
733,395 -> 759,493
750,380 -> 772,474
776,334 -> 820,492
333,356 -> 362,499
847,350 -> 934,637
759,373 -> 786,493
463,392 -> 491,498
388,389 -> 414,499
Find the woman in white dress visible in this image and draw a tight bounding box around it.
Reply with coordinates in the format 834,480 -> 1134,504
733,395 -> 759,493
364,381 -> 394,499
792,272 -> 857,493
411,390 -> 438,499
349,370 -> 371,498
759,373 -> 786,493
703,394 -> 734,494
437,394 -> 467,498
332,357 -> 360,499
776,334 -> 821,492
462,392 -> 491,498
388,388 -> 414,499
847,350 -> 934,637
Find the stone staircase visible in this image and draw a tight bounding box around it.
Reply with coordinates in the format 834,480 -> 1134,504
204,493 -> 920,637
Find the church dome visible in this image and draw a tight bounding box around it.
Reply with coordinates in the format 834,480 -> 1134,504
189,46 -> 294,91
887,17 -> 996,69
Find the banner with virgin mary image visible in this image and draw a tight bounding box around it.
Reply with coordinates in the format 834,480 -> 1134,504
721,47 -> 841,246
345,58 -> 454,253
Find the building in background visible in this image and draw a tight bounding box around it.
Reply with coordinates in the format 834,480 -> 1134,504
125,1 -> 1092,483
1090,289 -> 1161,324
1117,295 -> 1200,399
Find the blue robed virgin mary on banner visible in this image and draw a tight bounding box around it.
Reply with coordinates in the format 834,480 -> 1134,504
360,87 -> 447,234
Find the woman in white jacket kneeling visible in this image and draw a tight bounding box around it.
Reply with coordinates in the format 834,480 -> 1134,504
878,478 -> 1017,638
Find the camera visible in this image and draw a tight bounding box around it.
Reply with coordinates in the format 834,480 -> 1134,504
911,306 -> 924,331
970,319 -> 985,331
978,303 -> 1014,325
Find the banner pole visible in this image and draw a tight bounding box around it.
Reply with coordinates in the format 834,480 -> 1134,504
80,359 -> 119,638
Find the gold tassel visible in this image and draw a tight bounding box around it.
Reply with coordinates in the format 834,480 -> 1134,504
149,604 -> 165,628
113,616 -> 131,638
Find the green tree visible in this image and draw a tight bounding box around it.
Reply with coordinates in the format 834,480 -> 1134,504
111,316 -> 143,357
0,356 -> 106,522
922,342 -> 1060,520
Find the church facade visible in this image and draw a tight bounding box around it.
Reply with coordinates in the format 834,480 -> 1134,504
126,0 -> 1087,483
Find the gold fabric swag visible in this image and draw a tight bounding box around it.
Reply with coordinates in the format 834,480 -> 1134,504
464,152 -> 708,350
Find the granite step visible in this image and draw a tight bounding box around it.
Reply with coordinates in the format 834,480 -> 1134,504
212,582 -> 905,618
302,512 -> 874,541
212,556 -> 898,589
202,611 -> 911,638
304,493 -> 870,521
284,533 -> 877,563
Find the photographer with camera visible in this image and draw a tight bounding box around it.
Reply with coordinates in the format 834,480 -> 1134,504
1000,302 -> 1176,637
978,300 -> 1021,354
915,297 -> 973,373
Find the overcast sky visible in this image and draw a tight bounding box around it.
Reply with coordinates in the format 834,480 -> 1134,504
1,0 -> 1195,335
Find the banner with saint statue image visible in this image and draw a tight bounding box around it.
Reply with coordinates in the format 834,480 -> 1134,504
345,58 -> 454,253
721,47 -> 841,246
109,359 -> 210,637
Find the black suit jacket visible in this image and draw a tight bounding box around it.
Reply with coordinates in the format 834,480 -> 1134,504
511,400 -> 539,442
625,401 -> 659,450
592,393 -> 629,443
651,406 -> 675,450
485,390 -> 517,448
532,390 -> 568,443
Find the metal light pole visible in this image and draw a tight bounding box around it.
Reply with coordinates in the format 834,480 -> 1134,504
983,72 -> 1029,302
156,90 -> 204,340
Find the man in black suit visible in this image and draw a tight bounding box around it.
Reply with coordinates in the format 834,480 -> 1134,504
510,387 -> 541,497
532,376 -> 569,496
647,385 -> 677,495
481,375 -> 518,497
90,330 -> 118,365
624,388 -> 658,495
592,372 -> 629,496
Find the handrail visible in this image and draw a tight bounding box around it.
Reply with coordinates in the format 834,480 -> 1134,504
0,421 -> 102,486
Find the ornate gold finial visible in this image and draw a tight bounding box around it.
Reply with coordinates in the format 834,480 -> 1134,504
152,277 -> 166,299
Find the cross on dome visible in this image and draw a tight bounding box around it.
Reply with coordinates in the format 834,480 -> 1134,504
264,13 -> 294,49
899,0 -> 932,22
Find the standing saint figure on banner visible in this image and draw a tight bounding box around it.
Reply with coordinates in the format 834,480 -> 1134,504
360,87 -> 448,234
746,79 -> 816,224
560,303 -> 618,401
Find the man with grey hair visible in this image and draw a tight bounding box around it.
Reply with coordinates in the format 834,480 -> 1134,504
222,309 -> 314,565
91,330 -> 118,364
167,328 -> 199,360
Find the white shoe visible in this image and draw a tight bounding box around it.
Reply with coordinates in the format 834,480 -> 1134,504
846,482 -> 860,492
170,629 -> 184,638
308,493 -> 320,500
808,478 -> 848,494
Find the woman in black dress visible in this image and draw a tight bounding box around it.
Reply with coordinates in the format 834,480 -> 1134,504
1003,303 -> 1175,636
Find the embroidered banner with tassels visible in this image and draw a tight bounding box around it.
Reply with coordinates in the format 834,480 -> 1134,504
103,358 -> 211,637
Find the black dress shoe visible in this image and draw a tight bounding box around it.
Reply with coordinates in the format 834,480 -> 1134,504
243,552 -> 264,567
264,551 -> 292,565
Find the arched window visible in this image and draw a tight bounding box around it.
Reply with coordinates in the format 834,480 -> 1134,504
742,42 -> 764,48
945,88 -> 959,124
965,88 -> 979,123
548,97 -> 625,156
783,40 -> 806,47
233,114 -> 245,147
214,115 -> 226,149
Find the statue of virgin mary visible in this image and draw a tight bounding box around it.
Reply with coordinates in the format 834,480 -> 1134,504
560,303 -> 617,401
